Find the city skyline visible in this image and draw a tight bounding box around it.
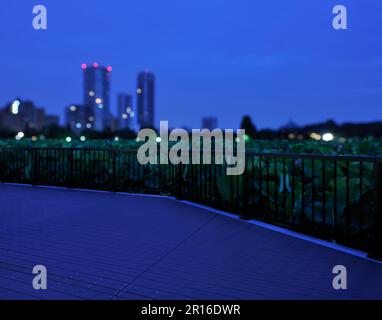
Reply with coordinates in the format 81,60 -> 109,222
1,1 -> 382,130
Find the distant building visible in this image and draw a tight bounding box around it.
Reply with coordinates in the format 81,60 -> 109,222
45,115 -> 59,127
110,116 -> 119,132
137,70 -> 155,129
0,98 -> 59,132
35,108 -> 46,131
117,94 -> 135,130
65,104 -> 92,134
202,117 -> 218,131
82,62 -> 112,131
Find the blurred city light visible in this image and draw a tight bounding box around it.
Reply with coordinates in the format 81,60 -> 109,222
11,100 -> 20,115
15,131 -> 24,140
310,133 -> 322,141
322,133 -> 334,142
65,137 -> 72,143
80,136 -> 86,142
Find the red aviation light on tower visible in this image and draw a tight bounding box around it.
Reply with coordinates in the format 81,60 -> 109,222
81,63 -> 87,70
93,62 -> 99,68
106,66 -> 112,72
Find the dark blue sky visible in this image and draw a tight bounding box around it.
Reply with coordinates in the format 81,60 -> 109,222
0,0 -> 381,129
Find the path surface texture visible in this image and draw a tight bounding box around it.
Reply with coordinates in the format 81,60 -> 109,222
0,184 -> 381,300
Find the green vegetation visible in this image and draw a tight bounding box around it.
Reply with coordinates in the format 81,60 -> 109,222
0,136 -> 381,156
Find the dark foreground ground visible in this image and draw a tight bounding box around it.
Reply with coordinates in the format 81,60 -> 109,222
0,184 -> 381,300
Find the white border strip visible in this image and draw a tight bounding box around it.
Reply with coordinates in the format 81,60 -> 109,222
178,200 -> 382,265
2,183 -> 175,200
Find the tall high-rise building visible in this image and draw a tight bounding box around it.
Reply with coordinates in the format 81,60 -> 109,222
82,62 -> 112,131
117,94 -> 134,130
137,70 -> 155,129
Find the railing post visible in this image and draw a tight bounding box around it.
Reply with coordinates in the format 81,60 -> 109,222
176,164 -> 184,200
68,149 -> 74,188
112,150 -> 117,192
240,153 -> 251,220
369,160 -> 382,260
0,149 -> 3,182
33,149 -> 39,185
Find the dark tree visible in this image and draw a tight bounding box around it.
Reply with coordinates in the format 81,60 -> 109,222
240,115 -> 257,138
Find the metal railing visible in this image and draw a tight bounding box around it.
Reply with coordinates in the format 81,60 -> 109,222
0,147 -> 381,258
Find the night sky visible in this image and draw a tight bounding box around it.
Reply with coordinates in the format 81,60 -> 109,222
0,0 -> 381,129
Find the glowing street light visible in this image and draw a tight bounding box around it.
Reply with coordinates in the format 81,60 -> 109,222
322,133 -> 334,142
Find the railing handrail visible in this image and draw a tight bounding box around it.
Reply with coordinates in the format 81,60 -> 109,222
0,146 -> 381,162
248,152 -> 382,162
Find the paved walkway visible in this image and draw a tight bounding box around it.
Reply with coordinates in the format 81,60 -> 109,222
0,184 -> 381,300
